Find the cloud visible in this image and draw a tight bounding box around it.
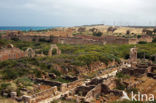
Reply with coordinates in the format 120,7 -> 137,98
0,0 -> 156,26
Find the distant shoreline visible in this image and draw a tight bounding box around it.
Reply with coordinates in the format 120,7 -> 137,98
0,26 -> 58,31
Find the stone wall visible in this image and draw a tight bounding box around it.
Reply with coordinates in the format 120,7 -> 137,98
75,86 -> 95,96
85,84 -> 102,102
67,80 -> 84,90
0,47 -> 25,61
138,35 -> 153,42
23,79 -> 84,103
23,86 -> 58,103
2,32 -> 140,45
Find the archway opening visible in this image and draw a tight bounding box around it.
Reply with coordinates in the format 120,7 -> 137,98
52,48 -> 57,55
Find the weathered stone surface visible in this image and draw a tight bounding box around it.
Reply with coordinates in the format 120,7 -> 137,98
75,86 -> 95,96
22,95 -> 32,103
60,83 -> 68,92
10,92 -> 17,99
130,47 -> 137,63
85,84 -> 102,102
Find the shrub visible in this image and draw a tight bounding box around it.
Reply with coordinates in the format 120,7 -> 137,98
11,37 -> 20,41
116,72 -> 130,79
116,79 -> 127,90
33,70 -> 42,78
138,41 -> 147,44
152,38 -> 156,43
0,83 -> 11,90
0,82 -> 17,95
126,87 -> 138,94
54,77 -> 70,83
16,77 -> 33,87
3,68 -> 19,80
93,31 -> 103,37
50,68 -> 61,76
137,35 -> 141,38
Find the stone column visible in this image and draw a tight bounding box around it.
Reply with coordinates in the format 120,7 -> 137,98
48,48 -> 52,57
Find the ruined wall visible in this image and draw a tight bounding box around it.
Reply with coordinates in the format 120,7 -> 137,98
23,79 -> 84,103
85,84 -> 102,102
55,37 -> 104,45
128,38 -> 138,44
138,35 -> 153,42
0,47 -> 25,61
105,38 -> 129,44
2,32 -> 142,45
24,86 -> 58,103
75,86 -> 95,96
67,80 -> 84,90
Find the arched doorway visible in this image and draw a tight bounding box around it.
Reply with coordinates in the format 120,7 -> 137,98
48,44 -> 61,57
26,48 -> 35,58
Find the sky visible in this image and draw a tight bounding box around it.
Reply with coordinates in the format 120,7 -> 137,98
0,0 -> 156,26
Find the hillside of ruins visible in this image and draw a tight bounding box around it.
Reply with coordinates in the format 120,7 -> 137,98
0,25 -> 156,103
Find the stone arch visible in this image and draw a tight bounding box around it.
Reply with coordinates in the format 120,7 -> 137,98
25,48 -> 35,58
7,44 -> 14,48
48,44 -> 61,57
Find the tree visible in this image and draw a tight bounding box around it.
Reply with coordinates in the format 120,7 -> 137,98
126,30 -> 130,35
138,41 -> 147,44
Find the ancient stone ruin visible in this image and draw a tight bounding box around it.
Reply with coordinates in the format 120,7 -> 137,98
25,48 -> 36,58
0,44 -> 25,61
48,44 -> 61,57
130,47 -> 137,64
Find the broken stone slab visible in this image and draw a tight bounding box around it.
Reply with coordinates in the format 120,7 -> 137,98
10,92 -> 17,99
22,95 -> 32,103
2,92 -> 9,97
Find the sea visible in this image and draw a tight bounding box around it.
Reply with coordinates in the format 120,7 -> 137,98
0,26 -> 58,31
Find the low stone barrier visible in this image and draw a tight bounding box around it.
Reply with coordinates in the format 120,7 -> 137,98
67,80 -> 84,90
23,86 -> 58,103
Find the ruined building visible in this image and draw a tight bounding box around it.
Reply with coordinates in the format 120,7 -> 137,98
0,44 -> 25,61
48,44 -> 61,57
1,31 -> 153,45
